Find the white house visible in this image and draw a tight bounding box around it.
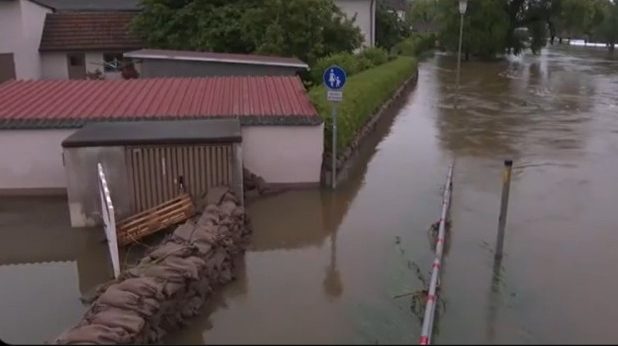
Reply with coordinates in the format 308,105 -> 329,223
0,0 -> 51,81
335,0 -> 377,48
0,0 -> 142,82
39,10 -> 142,80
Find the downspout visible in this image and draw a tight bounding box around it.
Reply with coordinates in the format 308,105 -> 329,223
370,0 -> 376,47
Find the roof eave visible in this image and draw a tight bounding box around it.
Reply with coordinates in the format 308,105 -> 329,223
124,52 -> 309,70
0,116 -> 323,130
26,0 -> 56,11
39,45 -> 143,53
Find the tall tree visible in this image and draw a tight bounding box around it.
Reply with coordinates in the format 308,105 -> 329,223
559,0 -> 594,40
598,1 -> 618,51
438,0 -> 510,60
407,0 -> 440,33
132,0 -> 362,64
376,1 -> 408,49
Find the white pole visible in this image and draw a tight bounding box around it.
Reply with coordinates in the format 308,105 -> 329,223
419,162 -> 454,345
332,104 -> 338,189
98,163 -> 120,279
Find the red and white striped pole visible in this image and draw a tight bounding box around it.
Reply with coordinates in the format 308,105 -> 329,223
419,162 -> 454,345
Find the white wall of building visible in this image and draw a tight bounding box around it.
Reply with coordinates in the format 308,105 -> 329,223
0,129 -> 75,192
335,0 -> 376,47
20,0 -> 49,79
0,0 -> 50,80
242,125 -> 324,185
85,52 -> 103,75
0,0 -> 23,79
41,52 -> 68,79
0,124 -> 324,194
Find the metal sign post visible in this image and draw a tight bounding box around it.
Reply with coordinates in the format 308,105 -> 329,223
323,65 -> 347,189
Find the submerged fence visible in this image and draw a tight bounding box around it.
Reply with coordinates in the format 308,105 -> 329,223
419,162 -> 454,345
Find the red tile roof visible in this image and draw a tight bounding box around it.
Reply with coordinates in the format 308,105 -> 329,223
39,11 -> 142,51
0,77 -> 320,129
124,49 -> 309,69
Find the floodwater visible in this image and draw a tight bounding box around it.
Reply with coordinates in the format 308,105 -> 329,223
1,46 -> 617,344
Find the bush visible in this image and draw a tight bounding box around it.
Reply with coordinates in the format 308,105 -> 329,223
393,33 -> 437,56
310,52 -> 360,85
310,56 -> 418,154
358,47 -> 390,66
310,47 -> 392,85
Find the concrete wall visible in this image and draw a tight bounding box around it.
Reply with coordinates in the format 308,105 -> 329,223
0,129 -> 75,193
41,52 -> 69,79
139,59 -> 301,78
231,143 -> 244,204
0,0 -> 50,80
64,146 -> 132,227
335,0 -> 375,47
241,125 -> 324,185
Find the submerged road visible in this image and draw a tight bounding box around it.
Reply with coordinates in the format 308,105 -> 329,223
168,47 -> 618,344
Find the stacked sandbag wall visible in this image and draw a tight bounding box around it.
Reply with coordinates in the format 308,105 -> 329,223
54,188 -> 251,344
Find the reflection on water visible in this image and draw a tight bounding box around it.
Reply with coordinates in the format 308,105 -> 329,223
0,196 -> 110,343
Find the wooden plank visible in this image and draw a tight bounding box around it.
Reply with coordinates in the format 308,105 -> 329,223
116,193 -> 194,246
118,199 -> 192,231
118,194 -> 190,226
117,200 -> 192,232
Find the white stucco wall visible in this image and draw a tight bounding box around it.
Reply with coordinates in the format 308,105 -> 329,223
0,0 -> 23,79
41,52 -> 68,79
85,52 -> 103,75
0,0 -> 50,80
0,129 -> 75,192
241,125 -> 324,185
335,0 -> 376,47
0,124 -> 324,193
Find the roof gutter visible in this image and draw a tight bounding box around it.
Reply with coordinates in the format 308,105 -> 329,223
370,0 -> 376,47
123,53 -> 309,70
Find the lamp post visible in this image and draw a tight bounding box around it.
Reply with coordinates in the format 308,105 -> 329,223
455,0 -> 467,108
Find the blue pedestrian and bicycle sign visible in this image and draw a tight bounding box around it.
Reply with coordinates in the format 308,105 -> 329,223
323,65 -> 347,90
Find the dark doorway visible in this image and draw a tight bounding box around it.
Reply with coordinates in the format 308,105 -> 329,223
67,53 -> 86,80
0,53 -> 16,83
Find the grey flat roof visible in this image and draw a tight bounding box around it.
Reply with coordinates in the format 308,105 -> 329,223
62,119 -> 241,148
124,49 -> 309,70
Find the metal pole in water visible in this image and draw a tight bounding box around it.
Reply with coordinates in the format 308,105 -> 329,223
331,105 -> 338,189
495,160 -> 513,259
455,12 -> 464,107
419,162 -> 455,345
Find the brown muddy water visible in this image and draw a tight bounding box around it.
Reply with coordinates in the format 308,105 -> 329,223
2,46 -> 618,344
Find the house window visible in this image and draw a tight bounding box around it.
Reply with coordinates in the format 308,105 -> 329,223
103,53 -> 124,72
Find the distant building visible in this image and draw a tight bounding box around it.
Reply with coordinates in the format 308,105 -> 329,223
334,0 -> 377,47
124,49 -> 309,78
40,11 -> 142,80
382,0 -> 409,20
0,0 -> 142,82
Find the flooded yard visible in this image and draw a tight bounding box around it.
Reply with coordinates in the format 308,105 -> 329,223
2,46 -> 618,344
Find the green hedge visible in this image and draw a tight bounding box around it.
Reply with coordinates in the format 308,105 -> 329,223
310,56 -> 418,154
392,33 -> 437,57
309,48 -> 391,85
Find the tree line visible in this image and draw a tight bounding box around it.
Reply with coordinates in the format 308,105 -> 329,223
408,0 -> 618,60
132,0 -> 413,66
